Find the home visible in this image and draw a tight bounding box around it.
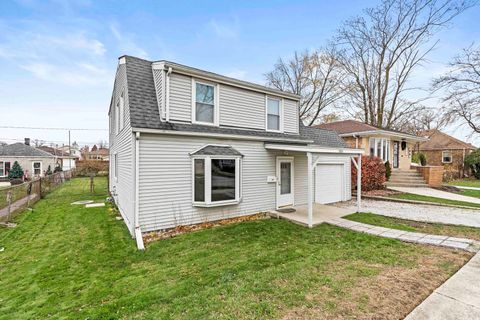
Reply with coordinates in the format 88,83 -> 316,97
37,145 -> 78,171
58,142 -> 82,161
417,129 -> 477,179
0,139 -> 56,180
316,120 -> 426,170
82,145 -> 109,161
108,56 -> 364,248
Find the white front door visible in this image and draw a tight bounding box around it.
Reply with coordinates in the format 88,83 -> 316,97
315,164 -> 344,204
276,157 -> 294,208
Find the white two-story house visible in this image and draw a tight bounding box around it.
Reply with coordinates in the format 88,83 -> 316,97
108,56 -> 363,249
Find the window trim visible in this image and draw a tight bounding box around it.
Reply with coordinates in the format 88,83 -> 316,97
119,90 -> 125,132
442,150 -> 452,164
191,79 -> 220,126
32,161 -> 42,176
115,101 -> 120,135
191,155 -> 241,207
113,153 -> 118,181
0,161 -> 5,177
265,96 -> 283,133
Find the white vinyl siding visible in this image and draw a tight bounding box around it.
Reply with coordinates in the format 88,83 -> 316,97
109,62 -> 135,235
152,68 -> 165,120
169,73 -> 192,122
219,84 -> 265,129
283,99 -> 299,134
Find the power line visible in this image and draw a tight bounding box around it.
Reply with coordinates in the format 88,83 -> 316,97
0,125 -> 107,131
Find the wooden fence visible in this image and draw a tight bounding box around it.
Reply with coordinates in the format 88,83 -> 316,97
0,169 -> 76,222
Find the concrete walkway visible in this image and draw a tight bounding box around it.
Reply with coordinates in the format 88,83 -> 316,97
336,199 -> 480,228
405,251 -> 480,319
327,217 -> 480,252
389,186 -> 480,205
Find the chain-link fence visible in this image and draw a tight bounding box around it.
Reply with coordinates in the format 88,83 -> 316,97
0,170 -> 76,222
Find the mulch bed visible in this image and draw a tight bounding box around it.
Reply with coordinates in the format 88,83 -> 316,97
143,213 -> 269,244
362,189 -> 402,197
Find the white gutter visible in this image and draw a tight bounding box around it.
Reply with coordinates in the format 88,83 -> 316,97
264,143 -> 364,154
339,130 -> 427,142
131,127 -> 314,144
165,67 -> 172,122
134,131 -> 145,250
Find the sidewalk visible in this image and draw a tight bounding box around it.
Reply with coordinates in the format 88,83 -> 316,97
0,194 -> 38,219
389,186 -> 480,205
405,252 -> 480,319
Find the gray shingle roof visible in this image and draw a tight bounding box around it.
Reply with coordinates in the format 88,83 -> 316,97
123,56 -> 348,149
191,145 -> 243,156
0,143 -> 55,157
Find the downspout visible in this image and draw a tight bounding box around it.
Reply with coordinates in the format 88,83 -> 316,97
134,131 -> 145,250
165,67 -> 173,122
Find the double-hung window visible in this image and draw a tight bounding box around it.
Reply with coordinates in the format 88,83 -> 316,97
192,146 -> 242,206
442,151 -> 452,163
33,162 -> 42,176
266,97 -> 282,132
0,162 -> 4,177
193,81 -> 217,125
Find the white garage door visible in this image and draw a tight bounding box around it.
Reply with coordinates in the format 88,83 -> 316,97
315,164 -> 344,204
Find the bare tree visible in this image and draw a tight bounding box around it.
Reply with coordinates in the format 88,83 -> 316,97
394,106 -> 448,134
335,0 -> 473,129
265,49 -> 345,126
433,44 -> 480,134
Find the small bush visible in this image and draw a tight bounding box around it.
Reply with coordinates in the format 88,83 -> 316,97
411,153 -> 420,164
385,161 -> 392,181
413,153 -> 427,166
46,165 -> 52,175
465,149 -> 480,179
351,156 -> 386,191
54,165 -> 63,173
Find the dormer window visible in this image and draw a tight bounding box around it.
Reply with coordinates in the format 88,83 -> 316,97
193,80 -> 218,126
266,97 -> 282,132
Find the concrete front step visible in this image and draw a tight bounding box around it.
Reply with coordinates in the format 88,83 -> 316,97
385,182 -> 429,187
391,172 -> 423,177
389,179 -> 427,184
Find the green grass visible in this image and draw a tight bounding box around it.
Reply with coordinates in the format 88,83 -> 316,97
448,178 -> 480,188
0,178 -> 468,319
345,212 -> 480,241
460,189 -> 480,199
388,192 -> 480,209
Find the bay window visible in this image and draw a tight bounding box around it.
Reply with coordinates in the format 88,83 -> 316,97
266,97 -> 282,132
192,156 -> 241,206
369,138 -> 390,162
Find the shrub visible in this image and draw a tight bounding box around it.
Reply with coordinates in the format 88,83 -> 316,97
385,161 -> 392,181
46,165 -> 52,175
54,165 -> 63,173
351,156 -> 386,191
8,161 -> 24,180
419,153 -> 427,166
465,149 -> 480,179
411,153 -> 420,164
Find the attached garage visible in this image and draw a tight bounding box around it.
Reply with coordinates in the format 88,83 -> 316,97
315,164 -> 345,204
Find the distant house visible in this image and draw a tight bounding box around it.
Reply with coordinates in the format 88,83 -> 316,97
315,120 -> 426,170
0,139 -> 56,179
58,142 -> 82,161
82,145 -> 109,161
417,129 -> 477,179
37,146 -> 78,171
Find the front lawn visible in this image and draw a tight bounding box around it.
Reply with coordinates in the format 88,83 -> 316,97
388,192 -> 480,209
460,189 -> 480,199
0,178 -> 471,319
448,178 -> 480,188
346,212 -> 480,241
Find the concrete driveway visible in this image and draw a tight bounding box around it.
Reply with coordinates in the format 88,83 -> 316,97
336,199 -> 480,228
389,186 -> 480,205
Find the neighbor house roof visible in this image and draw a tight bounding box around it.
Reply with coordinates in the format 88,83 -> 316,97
419,129 -> 477,151
0,143 -> 55,158
37,146 -> 75,158
315,120 -> 425,141
122,56 -> 348,149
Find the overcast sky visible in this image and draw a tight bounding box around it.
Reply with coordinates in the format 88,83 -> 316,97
0,0 -> 479,147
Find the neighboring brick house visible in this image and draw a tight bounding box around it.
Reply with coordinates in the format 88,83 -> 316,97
416,129 -> 477,180
316,120 -> 426,171
82,145 -> 109,161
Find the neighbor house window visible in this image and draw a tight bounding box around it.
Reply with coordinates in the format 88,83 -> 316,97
193,81 -> 217,125
266,97 -> 282,132
192,156 -> 241,206
33,162 -> 42,176
369,138 -> 390,162
442,151 -> 452,163
0,162 -> 4,177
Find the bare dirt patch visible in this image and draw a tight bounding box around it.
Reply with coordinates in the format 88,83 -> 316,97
282,246 -> 471,320
363,189 -> 402,197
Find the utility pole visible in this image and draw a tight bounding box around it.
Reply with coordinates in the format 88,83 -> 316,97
68,130 -> 71,171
